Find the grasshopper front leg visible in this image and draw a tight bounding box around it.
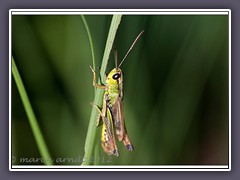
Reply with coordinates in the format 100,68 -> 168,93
89,66 -> 108,126
89,66 -> 107,90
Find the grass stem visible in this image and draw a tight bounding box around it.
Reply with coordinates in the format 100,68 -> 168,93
12,57 -> 52,165
82,15 -> 122,165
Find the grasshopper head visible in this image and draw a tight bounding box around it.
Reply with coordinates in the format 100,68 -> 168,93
106,68 -> 123,85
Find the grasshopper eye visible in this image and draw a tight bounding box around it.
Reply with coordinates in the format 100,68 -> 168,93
112,73 -> 121,80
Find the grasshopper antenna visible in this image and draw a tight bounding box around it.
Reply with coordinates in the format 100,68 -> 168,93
114,49 -> 118,69
118,30 -> 144,68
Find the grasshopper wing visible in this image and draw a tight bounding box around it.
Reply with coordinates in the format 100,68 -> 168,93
111,97 -> 134,151
111,97 -> 125,141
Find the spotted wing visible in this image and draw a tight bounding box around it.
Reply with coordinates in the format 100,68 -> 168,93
111,97 -> 134,151
111,96 -> 125,141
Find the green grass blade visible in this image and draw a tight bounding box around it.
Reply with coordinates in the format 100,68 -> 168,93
82,15 -> 122,165
12,57 -> 52,165
93,138 -> 100,165
81,15 -> 96,70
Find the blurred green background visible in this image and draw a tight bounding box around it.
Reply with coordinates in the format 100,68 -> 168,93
12,15 -> 229,165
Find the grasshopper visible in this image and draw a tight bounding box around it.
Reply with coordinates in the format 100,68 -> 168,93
90,30 -> 144,156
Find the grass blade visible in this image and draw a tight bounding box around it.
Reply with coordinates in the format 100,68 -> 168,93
82,15 -> 122,165
12,57 -> 52,165
81,15 -> 96,70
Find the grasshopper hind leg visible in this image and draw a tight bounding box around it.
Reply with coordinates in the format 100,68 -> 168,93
91,99 -> 119,156
101,119 -> 119,157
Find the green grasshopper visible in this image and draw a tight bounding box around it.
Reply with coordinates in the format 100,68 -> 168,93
90,30 -> 144,156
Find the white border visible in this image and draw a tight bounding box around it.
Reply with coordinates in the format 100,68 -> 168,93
228,9 -> 231,171
11,9 -> 229,15
11,165 -> 228,172
9,9 -> 231,172
9,9 -> 12,172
